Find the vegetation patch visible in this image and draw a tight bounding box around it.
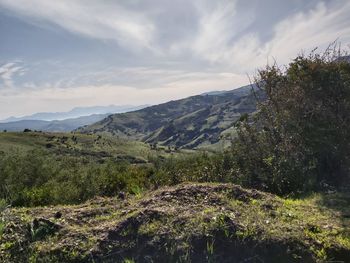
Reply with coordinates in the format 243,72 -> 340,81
1,183 -> 349,262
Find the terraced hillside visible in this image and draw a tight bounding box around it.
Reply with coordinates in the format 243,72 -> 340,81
78,85 -> 263,149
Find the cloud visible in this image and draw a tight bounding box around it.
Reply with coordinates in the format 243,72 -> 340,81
190,1 -> 350,71
0,0 -> 156,51
266,1 -> 350,63
1,0 -> 349,67
0,62 -> 25,88
190,0 -> 254,64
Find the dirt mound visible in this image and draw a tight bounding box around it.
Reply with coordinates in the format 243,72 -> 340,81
1,183 -> 349,262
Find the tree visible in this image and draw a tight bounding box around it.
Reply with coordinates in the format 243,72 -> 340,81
232,48 -> 350,195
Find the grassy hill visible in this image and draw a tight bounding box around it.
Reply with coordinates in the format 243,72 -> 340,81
78,85 -> 262,149
0,131 -> 191,164
1,183 -> 349,262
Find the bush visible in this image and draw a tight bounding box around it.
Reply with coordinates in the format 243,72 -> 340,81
0,150 -> 152,206
0,148 -> 236,207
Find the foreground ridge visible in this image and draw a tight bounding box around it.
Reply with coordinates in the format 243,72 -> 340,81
1,183 -> 349,262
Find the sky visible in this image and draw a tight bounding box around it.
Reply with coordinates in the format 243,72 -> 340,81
0,0 -> 350,119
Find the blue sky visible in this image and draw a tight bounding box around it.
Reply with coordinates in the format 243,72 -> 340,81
0,0 -> 349,119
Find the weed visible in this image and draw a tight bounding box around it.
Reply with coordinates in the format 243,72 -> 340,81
0,220 -> 5,237
138,219 -> 162,235
0,241 -> 15,250
206,239 -> 215,255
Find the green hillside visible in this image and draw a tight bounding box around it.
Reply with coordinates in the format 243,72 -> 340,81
0,131 -> 189,164
78,85 -> 262,149
0,132 -> 150,163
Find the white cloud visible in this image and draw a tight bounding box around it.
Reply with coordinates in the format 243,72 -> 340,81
1,0 -> 349,68
0,0 -> 156,51
190,1 -> 350,71
266,2 -> 350,63
0,62 -> 25,88
191,0 -> 255,64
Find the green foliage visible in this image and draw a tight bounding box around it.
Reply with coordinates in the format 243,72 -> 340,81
30,221 -> 58,241
149,152 -> 234,188
0,145 -> 231,206
0,199 -> 7,212
231,49 -> 350,194
0,149 -> 150,206
0,220 -> 4,238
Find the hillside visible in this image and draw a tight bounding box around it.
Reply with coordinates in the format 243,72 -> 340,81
1,183 -> 349,262
0,131 -> 180,164
78,85 -> 262,149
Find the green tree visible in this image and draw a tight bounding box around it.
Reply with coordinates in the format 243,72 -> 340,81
232,49 -> 350,194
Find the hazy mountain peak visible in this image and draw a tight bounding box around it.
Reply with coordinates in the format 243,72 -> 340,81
0,105 -> 149,123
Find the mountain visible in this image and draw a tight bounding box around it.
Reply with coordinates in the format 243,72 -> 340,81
1,105 -> 149,123
78,85 -> 263,149
335,55 -> 350,63
345,55 -> 350,62
0,114 -> 110,132
200,90 -> 228,96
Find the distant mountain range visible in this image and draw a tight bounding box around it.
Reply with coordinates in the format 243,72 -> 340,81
0,114 -> 112,132
1,105 -> 148,123
0,105 -> 149,132
78,85 -> 264,149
